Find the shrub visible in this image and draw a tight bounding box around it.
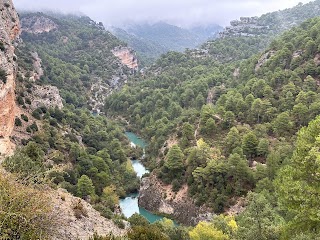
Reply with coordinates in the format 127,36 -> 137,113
0,69 -> 7,83
72,199 -> 88,219
113,218 -> 125,229
21,114 -> 28,122
93,204 -> 113,219
172,179 -> 182,192
128,213 -> 149,227
128,226 -> 169,240
32,109 -> 41,119
25,97 -> 31,105
88,233 -> 116,240
17,95 -> 24,105
3,141 -> 45,182
0,41 -> 5,51
29,122 -> 39,132
15,117 -> 22,126
0,175 -> 55,239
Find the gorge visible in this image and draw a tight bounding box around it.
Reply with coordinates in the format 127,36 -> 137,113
120,132 -> 165,223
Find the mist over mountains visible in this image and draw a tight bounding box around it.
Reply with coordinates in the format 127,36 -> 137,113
110,21 -> 223,64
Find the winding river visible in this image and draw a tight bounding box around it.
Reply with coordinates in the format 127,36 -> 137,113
119,132 -> 164,223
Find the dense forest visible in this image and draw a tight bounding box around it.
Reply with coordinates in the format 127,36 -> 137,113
2,2 -> 320,239
20,12 -> 132,109
105,17 -> 320,238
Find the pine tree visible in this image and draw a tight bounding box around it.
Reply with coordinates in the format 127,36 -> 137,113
77,175 -> 95,198
165,145 -> 184,179
242,131 -> 258,160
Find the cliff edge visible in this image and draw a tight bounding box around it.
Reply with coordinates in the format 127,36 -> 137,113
0,0 -> 20,157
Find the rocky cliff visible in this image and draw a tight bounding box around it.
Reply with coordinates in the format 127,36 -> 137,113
21,14 -> 57,34
0,0 -> 20,157
112,46 -> 138,71
138,174 -> 213,225
220,17 -> 269,38
50,188 -> 126,239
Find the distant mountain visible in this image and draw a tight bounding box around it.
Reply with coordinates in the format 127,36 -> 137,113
189,24 -> 222,40
111,22 -> 222,65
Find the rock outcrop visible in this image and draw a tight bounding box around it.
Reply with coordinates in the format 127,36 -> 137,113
49,188 -> 126,240
0,0 -> 20,157
255,50 -> 275,72
30,51 -> 44,80
30,85 -> 63,110
112,46 -> 138,71
138,174 -> 213,225
21,14 -> 57,34
220,16 -> 269,38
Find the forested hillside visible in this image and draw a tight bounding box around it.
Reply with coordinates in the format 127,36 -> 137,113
20,12 -> 134,112
105,17 -> 320,238
2,1 -> 320,239
2,11 -> 143,238
201,0 -> 320,63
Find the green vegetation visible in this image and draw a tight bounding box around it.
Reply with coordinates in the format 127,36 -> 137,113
0,175 -> 54,239
4,4 -> 320,239
202,0 -> 320,63
20,12 -> 131,107
104,17 -> 320,238
0,68 -> 7,83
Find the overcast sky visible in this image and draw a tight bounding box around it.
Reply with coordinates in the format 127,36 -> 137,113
13,0 -> 313,27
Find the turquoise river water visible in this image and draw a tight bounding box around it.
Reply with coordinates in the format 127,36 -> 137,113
119,132 -> 164,223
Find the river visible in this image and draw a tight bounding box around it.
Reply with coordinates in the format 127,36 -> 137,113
119,132 -> 164,223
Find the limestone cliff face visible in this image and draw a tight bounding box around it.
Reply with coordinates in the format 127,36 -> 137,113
138,174 -> 213,225
0,0 -> 20,156
112,46 -> 138,71
21,15 -> 57,34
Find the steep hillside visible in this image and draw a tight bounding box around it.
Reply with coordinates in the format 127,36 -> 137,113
106,17 -> 320,237
20,12 -> 138,113
201,0 -> 320,63
0,0 -> 20,157
111,22 -> 222,65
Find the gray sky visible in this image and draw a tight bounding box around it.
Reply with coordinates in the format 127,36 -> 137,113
13,0 -> 313,27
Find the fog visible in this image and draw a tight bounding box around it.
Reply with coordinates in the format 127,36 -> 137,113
13,0 -> 313,27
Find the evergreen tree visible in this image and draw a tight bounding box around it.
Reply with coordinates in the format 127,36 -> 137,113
242,131 -> 258,160
275,116 -> 320,236
77,175 -> 95,198
164,145 -> 185,180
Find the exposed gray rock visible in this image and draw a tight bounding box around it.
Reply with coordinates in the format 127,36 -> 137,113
21,15 -> 57,34
138,174 -> 213,226
30,51 -> 44,80
30,85 -> 63,110
255,50 -> 276,72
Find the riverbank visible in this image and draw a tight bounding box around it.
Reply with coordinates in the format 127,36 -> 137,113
119,132 -> 166,223
139,174 -> 213,226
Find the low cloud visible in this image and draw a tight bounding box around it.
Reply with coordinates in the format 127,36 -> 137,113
13,0 -> 312,27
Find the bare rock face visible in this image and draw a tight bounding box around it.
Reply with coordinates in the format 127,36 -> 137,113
30,52 -> 44,80
0,0 -> 20,157
138,174 -> 213,225
255,50 -> 275,72
112,46 -> 138,71
30,85 -> 63,110
50,188 -> 126,240
21,15 -> 57,34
